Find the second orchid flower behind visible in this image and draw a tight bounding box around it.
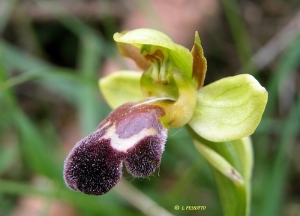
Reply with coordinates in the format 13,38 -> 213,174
63,28 -> 268,208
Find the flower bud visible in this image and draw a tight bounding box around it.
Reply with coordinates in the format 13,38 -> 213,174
64,101 -> 167,195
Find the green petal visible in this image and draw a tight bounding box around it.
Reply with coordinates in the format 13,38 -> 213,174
99,71 -> 143,109
191,31 -> 207,89
114,28 -> 192,78
189,74 -> 268,142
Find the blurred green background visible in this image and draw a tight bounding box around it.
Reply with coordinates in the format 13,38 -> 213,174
0,0 -> 299,215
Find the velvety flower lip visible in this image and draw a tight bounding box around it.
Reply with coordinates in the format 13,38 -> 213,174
63,131 -> 125,195
63,101 -> 168,195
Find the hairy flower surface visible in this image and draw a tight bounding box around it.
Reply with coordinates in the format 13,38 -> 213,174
64,101 -> 168,195
64,100 -> 167,195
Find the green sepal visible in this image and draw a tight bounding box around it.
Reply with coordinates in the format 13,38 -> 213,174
189,74 -> 268,142
113,28 -> 193,78
99,71 -> 143,109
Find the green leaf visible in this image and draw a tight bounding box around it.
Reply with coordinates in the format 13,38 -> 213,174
232,137 -> 253,190
188,126 -> 252,216
77,34 -> 103,135
194,138 -> 244,186
113,28 -> 192,78
189,74 -> 268,142
211,165 -> 248,216
99,71 -> 143,109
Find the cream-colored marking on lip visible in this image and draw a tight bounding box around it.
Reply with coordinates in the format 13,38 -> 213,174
102,124 -> 158,152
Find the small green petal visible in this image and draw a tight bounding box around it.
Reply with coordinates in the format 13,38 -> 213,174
99,71 -> 143,109
114,28 -> 193,78
189,74 -> 268,142
191,31 -> 207,89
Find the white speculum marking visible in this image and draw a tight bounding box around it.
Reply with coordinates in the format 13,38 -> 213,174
101,123 -> 158,152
